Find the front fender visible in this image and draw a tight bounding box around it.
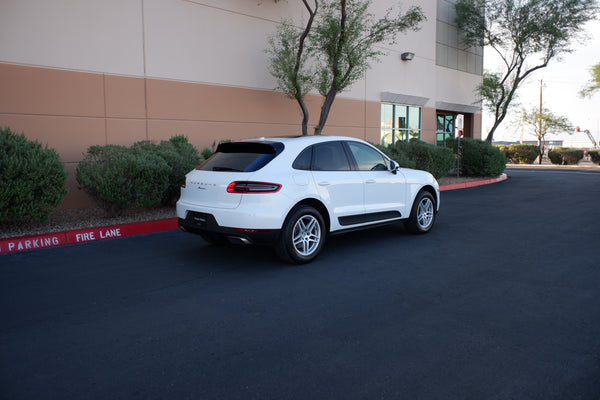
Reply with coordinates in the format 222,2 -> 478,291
401,169 -> 440,212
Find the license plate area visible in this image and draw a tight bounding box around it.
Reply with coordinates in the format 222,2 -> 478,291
187,211 -> 210,228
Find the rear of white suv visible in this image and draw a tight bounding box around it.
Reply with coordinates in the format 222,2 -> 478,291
177,136 -> 439,264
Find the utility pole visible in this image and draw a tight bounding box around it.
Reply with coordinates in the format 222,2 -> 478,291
539,79 -> 544,164
539,79 -> 543,136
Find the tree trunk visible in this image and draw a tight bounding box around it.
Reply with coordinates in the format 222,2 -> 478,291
314,0 -> 345,136
314,89 -> 337,135
485,120 -> 501,143
295,0 -> 317,136
298,96 -> 309,136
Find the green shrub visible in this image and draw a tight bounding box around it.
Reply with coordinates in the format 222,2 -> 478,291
499,144 -> 539,164
392,140 -> 455,180
589,149 -> 600,164
561,148 -> 584,165
201,147 -> 213,160
548,147 -> 585,165
76,144 -> 170,217
548,149 -> 563,164
0,127 -> 68,222
132,135 -> 200,205
374,143 -> 416,169
447,137 -> 506,176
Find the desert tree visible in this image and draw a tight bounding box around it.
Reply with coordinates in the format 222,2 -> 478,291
580,62 -> 600,97
310,0 -> 424,135
267,1 -> 318,136
455,0 -> 599,143
519,107 -> 574,163
267,0 -> 425,135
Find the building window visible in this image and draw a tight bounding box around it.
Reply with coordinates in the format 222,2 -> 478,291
381,104 -> 422,145
436,113 -> 455,145
436,0 -> 483,75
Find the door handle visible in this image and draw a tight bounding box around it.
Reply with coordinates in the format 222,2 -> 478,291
318,181 -> 330,186
366,179 -> 376,184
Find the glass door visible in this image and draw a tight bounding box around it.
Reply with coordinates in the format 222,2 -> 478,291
436,113 -> 454,146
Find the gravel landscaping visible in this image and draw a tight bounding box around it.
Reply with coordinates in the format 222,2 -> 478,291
0,206 -> 176,240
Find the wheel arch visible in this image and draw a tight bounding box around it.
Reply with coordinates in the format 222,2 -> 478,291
415,184 -> 439,211
287,198 -> 331,234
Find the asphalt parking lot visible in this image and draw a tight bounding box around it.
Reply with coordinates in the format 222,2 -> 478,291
1,169 -> 599,399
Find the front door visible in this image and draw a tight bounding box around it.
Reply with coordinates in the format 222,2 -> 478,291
345,141 -> 407,217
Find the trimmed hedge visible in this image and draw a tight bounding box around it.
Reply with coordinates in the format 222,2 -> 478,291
548,147 -> 585,165
589,149 -> 600,164
562,149 -> 584,165
0,127 -> 68,222
548,149 -> 562,165
374,143 -> 416,170
132,135 -> 200,205
77,136 -> 200,215
76,145 -> 171,217
377,138 -> 505,179
395,140 -> 455,180
446,137 -> 506,176
498,144 -> 539,164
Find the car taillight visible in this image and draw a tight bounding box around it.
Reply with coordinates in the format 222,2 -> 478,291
226,181 -> 281,193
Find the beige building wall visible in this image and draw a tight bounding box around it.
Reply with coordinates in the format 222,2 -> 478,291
0,0 -> 482,209
0,62 -> 382,208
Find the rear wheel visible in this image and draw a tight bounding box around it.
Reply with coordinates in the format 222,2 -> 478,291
275,205 -> 325,264
405,190 -> 436,234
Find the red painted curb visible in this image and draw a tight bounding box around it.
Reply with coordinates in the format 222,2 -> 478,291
1,174 -> 507,254
0,218 -> 178,254
439,173 -> 507,191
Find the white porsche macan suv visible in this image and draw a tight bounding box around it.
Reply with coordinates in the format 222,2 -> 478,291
177,136 -> 439,264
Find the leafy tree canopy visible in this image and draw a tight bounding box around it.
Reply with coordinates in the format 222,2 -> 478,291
456,0 -> 599,143
267,0 -> 425,135
580,62 -> 600,97
519,106 -> 574,163
520,107 -> 574,139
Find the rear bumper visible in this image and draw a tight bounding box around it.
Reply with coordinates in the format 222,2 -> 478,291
178,212 -> 280,245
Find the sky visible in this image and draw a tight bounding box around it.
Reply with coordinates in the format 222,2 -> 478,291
482,19 -> 600,145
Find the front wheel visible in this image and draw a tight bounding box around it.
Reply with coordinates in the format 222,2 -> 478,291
405,190 -> 436,234
275,205 -> 326,264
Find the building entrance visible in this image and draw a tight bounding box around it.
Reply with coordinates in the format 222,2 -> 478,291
436,113 -> 454,145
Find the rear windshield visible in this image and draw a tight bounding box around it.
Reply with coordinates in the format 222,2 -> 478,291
197,141 -> 284,172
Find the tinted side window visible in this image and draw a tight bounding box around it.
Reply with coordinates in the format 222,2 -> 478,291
312,142 -> 351,171
347,142 -> 388,171
292,146 -> 312,170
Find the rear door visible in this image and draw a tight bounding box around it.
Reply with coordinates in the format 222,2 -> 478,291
308,141 -> 364,229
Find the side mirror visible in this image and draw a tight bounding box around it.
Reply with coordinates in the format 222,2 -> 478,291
390,160 -> 399,174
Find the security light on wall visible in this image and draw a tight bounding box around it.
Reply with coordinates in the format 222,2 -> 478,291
401,52 -> 415,61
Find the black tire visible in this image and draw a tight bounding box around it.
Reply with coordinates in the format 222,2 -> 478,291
275,205 -> 326,264
405,190 -> 436,234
